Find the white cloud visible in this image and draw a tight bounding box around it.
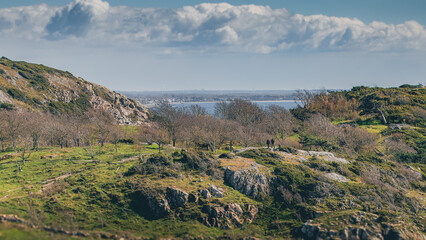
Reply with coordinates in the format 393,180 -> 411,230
0,0 -> 425,53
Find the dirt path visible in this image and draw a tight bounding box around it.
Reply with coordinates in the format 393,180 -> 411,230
0,214 -> 125,239
36,173 -> 72,194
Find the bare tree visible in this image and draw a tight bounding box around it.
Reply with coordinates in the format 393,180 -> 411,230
87,109 -> 115,147
26,112 -> 49,151
188,104 -> 208,117
110,125 -> 124,153
262,105 -> 297,140
215,99 -> 265,127
153,101 -> 184,147
187,116 -> 224,152
48,116 -> 69,149
139,124 -> 169,153
1,110 -> 24,150
68,113 -> 89,147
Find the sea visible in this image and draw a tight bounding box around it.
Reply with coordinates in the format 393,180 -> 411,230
170,100 -> 301,115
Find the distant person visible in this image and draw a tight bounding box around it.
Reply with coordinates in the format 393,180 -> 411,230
266,139 -> 270,148
271,139 -> 275,149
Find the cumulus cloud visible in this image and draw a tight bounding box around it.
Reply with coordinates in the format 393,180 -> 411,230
45,0 -> 109,39
0,0 -> 425,52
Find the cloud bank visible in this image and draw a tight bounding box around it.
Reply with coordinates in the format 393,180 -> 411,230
0,0 -> 425,53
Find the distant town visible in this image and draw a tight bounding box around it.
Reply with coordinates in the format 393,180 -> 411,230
120,90 -> 304,106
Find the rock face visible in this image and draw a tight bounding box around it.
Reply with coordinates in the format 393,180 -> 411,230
146,197 -> 170,219
202,203 -> 258,229
165,187 -> 189,209
224,166 -> 270,198
0,58 -> 149,125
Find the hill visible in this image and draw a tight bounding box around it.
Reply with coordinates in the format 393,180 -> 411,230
0,67 -> 425,239
0,57 -> 148,125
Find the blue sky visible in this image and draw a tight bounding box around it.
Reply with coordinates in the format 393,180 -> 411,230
0,0 -> 425,91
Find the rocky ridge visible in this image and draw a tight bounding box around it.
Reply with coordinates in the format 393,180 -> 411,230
0,57 -> 148,125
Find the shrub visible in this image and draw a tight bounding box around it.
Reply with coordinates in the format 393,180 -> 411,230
0,103 -> 14,110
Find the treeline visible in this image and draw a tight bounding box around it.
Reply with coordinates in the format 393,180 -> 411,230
1,85 -> 423,166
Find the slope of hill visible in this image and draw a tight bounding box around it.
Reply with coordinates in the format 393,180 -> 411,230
0,57 -> 148,125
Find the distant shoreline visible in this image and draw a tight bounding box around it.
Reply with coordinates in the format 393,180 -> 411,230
169,99 -> 300,105
145,100 -> 301,108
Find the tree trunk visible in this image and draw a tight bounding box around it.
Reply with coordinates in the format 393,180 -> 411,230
229,141 -> 233,152
378,108 -> 387,125
172,139 -> 176,147
158,143 -> 161,153
115,142 -> 118,153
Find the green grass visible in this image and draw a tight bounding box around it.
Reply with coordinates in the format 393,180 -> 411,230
0,143 -> 263,239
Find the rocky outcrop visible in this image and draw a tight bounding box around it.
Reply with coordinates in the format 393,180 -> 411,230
0,89 -> 12,103
324,172 -> 349,183
202,203 -> 258,229
146,197 -> 170,219
224,165 -> 270,198
0,58 -> 149,125
301,212 -> 426,240
297,150 -> 349,164
165,187 -> 188,209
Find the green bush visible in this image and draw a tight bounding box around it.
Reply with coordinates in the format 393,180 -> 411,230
0,103 -> 14,110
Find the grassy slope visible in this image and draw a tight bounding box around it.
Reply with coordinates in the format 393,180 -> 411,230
0,143 -> 265,239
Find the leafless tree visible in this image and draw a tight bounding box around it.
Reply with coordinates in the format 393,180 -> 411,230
26,112 -> 49,151
188,104 -> 208,117
87,109 -> 115,147
1,110 -> 24,150
153,101 -> 184,147
139,124 -> 169,153
261,105 -> 297,139
215,99 -> 265,127
48,116 -> 69,149
110,125 -> 124,153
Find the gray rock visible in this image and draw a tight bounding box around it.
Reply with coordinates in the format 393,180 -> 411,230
202,203 -> 254,229
209,184 -> 224,198
325,172 -> 349,183
146,197 -> 170,219
297,150 -> 349,164
224,166 -> 270,198
165,187 -> 188,209
201,189 -> 212,199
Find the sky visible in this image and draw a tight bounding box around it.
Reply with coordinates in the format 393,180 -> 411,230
0,0 -> 425,91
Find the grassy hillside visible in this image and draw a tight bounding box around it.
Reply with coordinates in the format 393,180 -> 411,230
0,78 -> 424,239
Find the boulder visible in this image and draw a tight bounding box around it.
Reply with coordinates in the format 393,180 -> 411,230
165,187 -> 189,209
188,193 -> 199,203
147,197 -> 170,219
224,166 -> 270,198
209,184 -> 224,198
200,189 -> 212,199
